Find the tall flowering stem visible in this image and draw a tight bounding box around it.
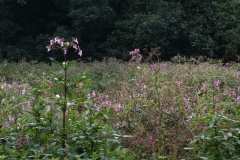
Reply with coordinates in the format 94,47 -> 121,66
46,37 -> 82,148
63,52 -> 67,148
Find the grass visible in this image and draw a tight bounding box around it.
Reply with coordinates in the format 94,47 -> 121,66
0,58 -> 239,159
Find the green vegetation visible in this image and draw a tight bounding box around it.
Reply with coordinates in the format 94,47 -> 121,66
0,56 -> 239,159
1,0 -> 240,61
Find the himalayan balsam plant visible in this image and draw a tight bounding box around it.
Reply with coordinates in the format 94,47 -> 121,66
130,49 -> 142,63
46,37 -> 82,148
44,38 -> 131,159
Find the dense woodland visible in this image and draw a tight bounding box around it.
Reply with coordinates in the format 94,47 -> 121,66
1,0 -> 240,62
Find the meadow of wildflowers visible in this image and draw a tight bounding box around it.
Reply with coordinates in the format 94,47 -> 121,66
0,44 -> 239,159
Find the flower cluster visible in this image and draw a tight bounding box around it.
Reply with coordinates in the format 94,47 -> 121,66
130,49 -> 142,61
46,37 -> 82,56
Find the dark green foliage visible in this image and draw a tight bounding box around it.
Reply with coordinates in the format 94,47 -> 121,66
68,0 -> 116,60
0,0 -> 240,61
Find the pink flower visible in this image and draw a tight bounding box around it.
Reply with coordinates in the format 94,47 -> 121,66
78,50 -> 82,56
237,72 -> 240,79
114,103 -> 122,112
236,96 -> 240,103
201,83 -> 207,92
148,136 -> 153,142
5,123 -> 10,128
150,64 -> 157,70
64,148 -> 67,152
130,51 -> 134,56
94,103 -> 100,112
176,81 -> 181,87
76,82 -> 84,88
103,101 -> 112,107
183,97 -> 188,104
18,135 -> 24,147
28,101 -> 32,109
87,94 -> 91,99
50,39 -> 54,45
72,37 -> 78,44
46,106 -> 51,112
22,88 -> 26,95
47,37 -> 82,57
214,80 -> 220,90
49,82 -> 53,88
187,138 -> 191,142
73,43 -> 78,50
42,72 -> 46,79
92,90 -> 96,97
97,95 -> 104,102
160,64 -> 167,70
134,49 -> 140,53
46,45 -> 51,52
60,41 -> 64,47
1,83 -> 11,90
9,115 -> 15,122
129,49 -> 141,61
230,91 -> 236,97
54,37 -> 62,44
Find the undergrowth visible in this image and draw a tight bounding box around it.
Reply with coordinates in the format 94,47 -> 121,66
0,56 -> 239,159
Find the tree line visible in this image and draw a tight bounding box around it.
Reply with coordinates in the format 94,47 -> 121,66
1,0 -> 240,62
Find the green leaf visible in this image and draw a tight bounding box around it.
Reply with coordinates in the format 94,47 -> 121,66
0,156 -> 8,159
79,136 -> 86,139
72,137 -> 77,141
112,133 -> 121,137
209,115 -> 216,128
227,132 -> 232,137
198,156 -> 209,160
71,77 -> 90,86
158,156 -> 168,159
22,128 -> 32,134
103,114 -> 109,120
221,142 -> 235,150
71,93 -> 77,99
66,60 -> 77,67
49,57 -> 63,67
106,138 -> 119,143
47,88 -> 62,93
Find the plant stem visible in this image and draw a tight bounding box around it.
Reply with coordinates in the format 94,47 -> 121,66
62,53 -> 67,148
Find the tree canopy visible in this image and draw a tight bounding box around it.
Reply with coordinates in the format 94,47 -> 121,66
0,0 -> 240,62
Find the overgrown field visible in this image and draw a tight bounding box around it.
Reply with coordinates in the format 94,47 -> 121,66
0,58 -> 240,159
